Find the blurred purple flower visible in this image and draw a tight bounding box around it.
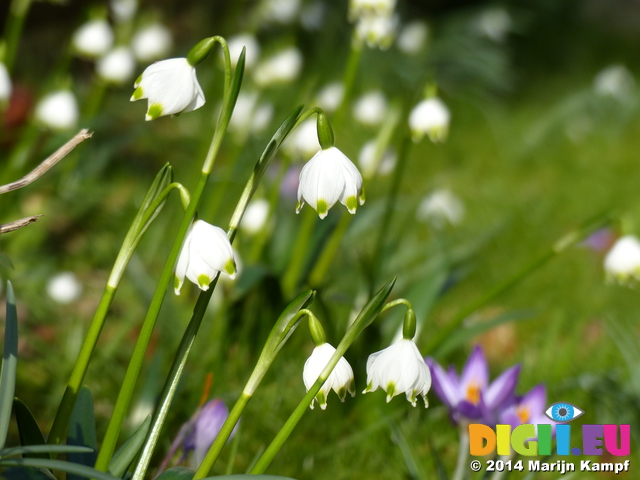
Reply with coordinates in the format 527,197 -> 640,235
581,228 -> 615,253
500,384 -> 554,431
426,345 -> 520,425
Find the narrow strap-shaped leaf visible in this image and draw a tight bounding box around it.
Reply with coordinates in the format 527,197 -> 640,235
0,458 -> 120,480
108,415 -> 151,477
66,386 -> 97,477
0,281 -> 18,450
13,398 -> 48,459
155,467 -> 298,480
0,466 -> 56,480
0,444 -> 93,458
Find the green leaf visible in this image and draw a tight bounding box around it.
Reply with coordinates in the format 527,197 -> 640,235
0,281 -> 18,450
66,386 -> 97,477
435,310 -> 535,357
0,458 -> 120,480
0,252 -> 13,271
137,163 -> 174,238
108,415 -> 151,478
226,47 -> 246,123
13,398 -> 48,459
0,445 -> 93,458
264,290 -> 315,361
155,468 -> 299,480
0,466 -> 56,480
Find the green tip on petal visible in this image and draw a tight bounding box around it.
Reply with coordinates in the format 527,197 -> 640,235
363,381 -> 373,394
316,391 -> 327,410
385,382 -> 396,402
224,258 -> 236,277
423,396 -> 429,408
174,276 -> 182,295
131,86 -> 144,101
359,188 -> 366,205
197,274 -> 211,291
134,73 -> 143,87
296,200 -> 304,214
348,379 -> 356,397
146,103 -> 164,121
345,196 -> 358,213
337,386 -> 347,402
316,199 -> 328,219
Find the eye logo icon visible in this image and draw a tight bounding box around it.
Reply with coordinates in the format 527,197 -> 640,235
545,402 -> 584,422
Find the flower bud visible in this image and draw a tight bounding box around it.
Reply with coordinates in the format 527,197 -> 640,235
187,38 -> 216,67
316,112 -> 334,150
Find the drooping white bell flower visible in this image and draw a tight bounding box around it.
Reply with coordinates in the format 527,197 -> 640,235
363,339 -> 431,407
408,97 -> 450,143
258,0 -> 301,24
35,90 -> 79,130
604,235 -> 640,285
0,62 -> 11,104
303,343 -> 355,410
174,220 -> 236,295
227,33 -> 260,70
72,19 -> 114,58
353,90 -> 387,127
355,14 -> 398,50
348,0 -> 396,21
417,188 -> 465,228
475,7 -> 512,43
594,65 -> 635,98
358,140 -> 396,178
253,47 -> 302,87
131,58 -> 205,121
297,146 -> 365,219
97,47 -> 136,85
397,21 -> 428,55
240,198 -> 270,235
132,23 -> 173,63
315,82 -> 344,113
111,0 -> 138,24
46,272 -> 83,304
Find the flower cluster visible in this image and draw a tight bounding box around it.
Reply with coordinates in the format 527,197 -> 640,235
348,0 -> 398,50
427,345 -> 554,429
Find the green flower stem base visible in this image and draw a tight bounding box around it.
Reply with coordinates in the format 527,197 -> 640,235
452,424 -> 470,480
425,209 -> 615,356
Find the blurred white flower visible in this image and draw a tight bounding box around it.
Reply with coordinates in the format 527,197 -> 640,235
35,90 -> 78,130
604,235 -> 640,285
363,339 -> 431,407
47,272 -> 83,304
409,97 -> 450,143
97,47 -> 136,85
349,0 -> 396,21
175,220 -> 236,295
72,19 -> 114,58
227,33 -> 260,70
475,7 -> 512,42
240,198 -> 270,235
417,189 -> 465,228
283,118 -> 320,158
315,82 -> 344,113
254,47 -> 303,87
358,140 -> 396,178
355,14 -> 398,50
131,58 -> 205,121
297,146 -> 365,219
300,1 -> 326,30
132,23 -> 173,63
0,62 -> 11,104
594,65 -> 635,98
398,21 -> 428,55
228,92 -> 274,137
259,0 -> 301,24
303,343 -> 355,410
353,90 -> 387,127
252,102 -> 274,132
111,0 -> 138,23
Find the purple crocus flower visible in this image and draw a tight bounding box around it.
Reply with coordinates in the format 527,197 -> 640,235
500,384 -> 554,431
426,345 -> 520,425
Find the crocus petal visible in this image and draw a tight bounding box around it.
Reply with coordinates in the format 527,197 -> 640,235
426,358 -> 459,409
520,384 -> 546,416
484,364 -> 521,410
459,345 -> 488,394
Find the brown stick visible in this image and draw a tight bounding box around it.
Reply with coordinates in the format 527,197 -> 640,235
0,215 -> 43,234
0,128 -> 93,195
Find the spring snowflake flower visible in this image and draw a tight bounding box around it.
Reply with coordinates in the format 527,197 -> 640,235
353,90 -> 387,127
253,47 -> 302,87
284,118 -> 320,158
72,19 -> 114,58
363,339 -> 431,407
297,146 -> 365,219
475,7 -> 512,42
97,47 -> 136,85
111,0 -> 137,23
240,198 -> 270,235
174,220 -> 236,295
398,21 -> 428,55
417,189 -> 465,228
409,97 -> 450,143
35,90 -> 78,130
131,58 -> 205,121
348,0 -> 396,21
594,65 -> 635,98
315,82 -> 344,113
303,343 -> 355,410
227,33 -> 260,70
0,62 -> 11,104
355,14 -> 398,50
358,140 -> 396,178
604,235 -> 640,285
46,272 -> 82,304
132,24 -> 173,63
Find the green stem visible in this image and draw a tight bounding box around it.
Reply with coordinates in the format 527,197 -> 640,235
249,278 -> 396,474
452,425 -> 470,480
425,209 -> 615,356
2,0 -> 33,72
